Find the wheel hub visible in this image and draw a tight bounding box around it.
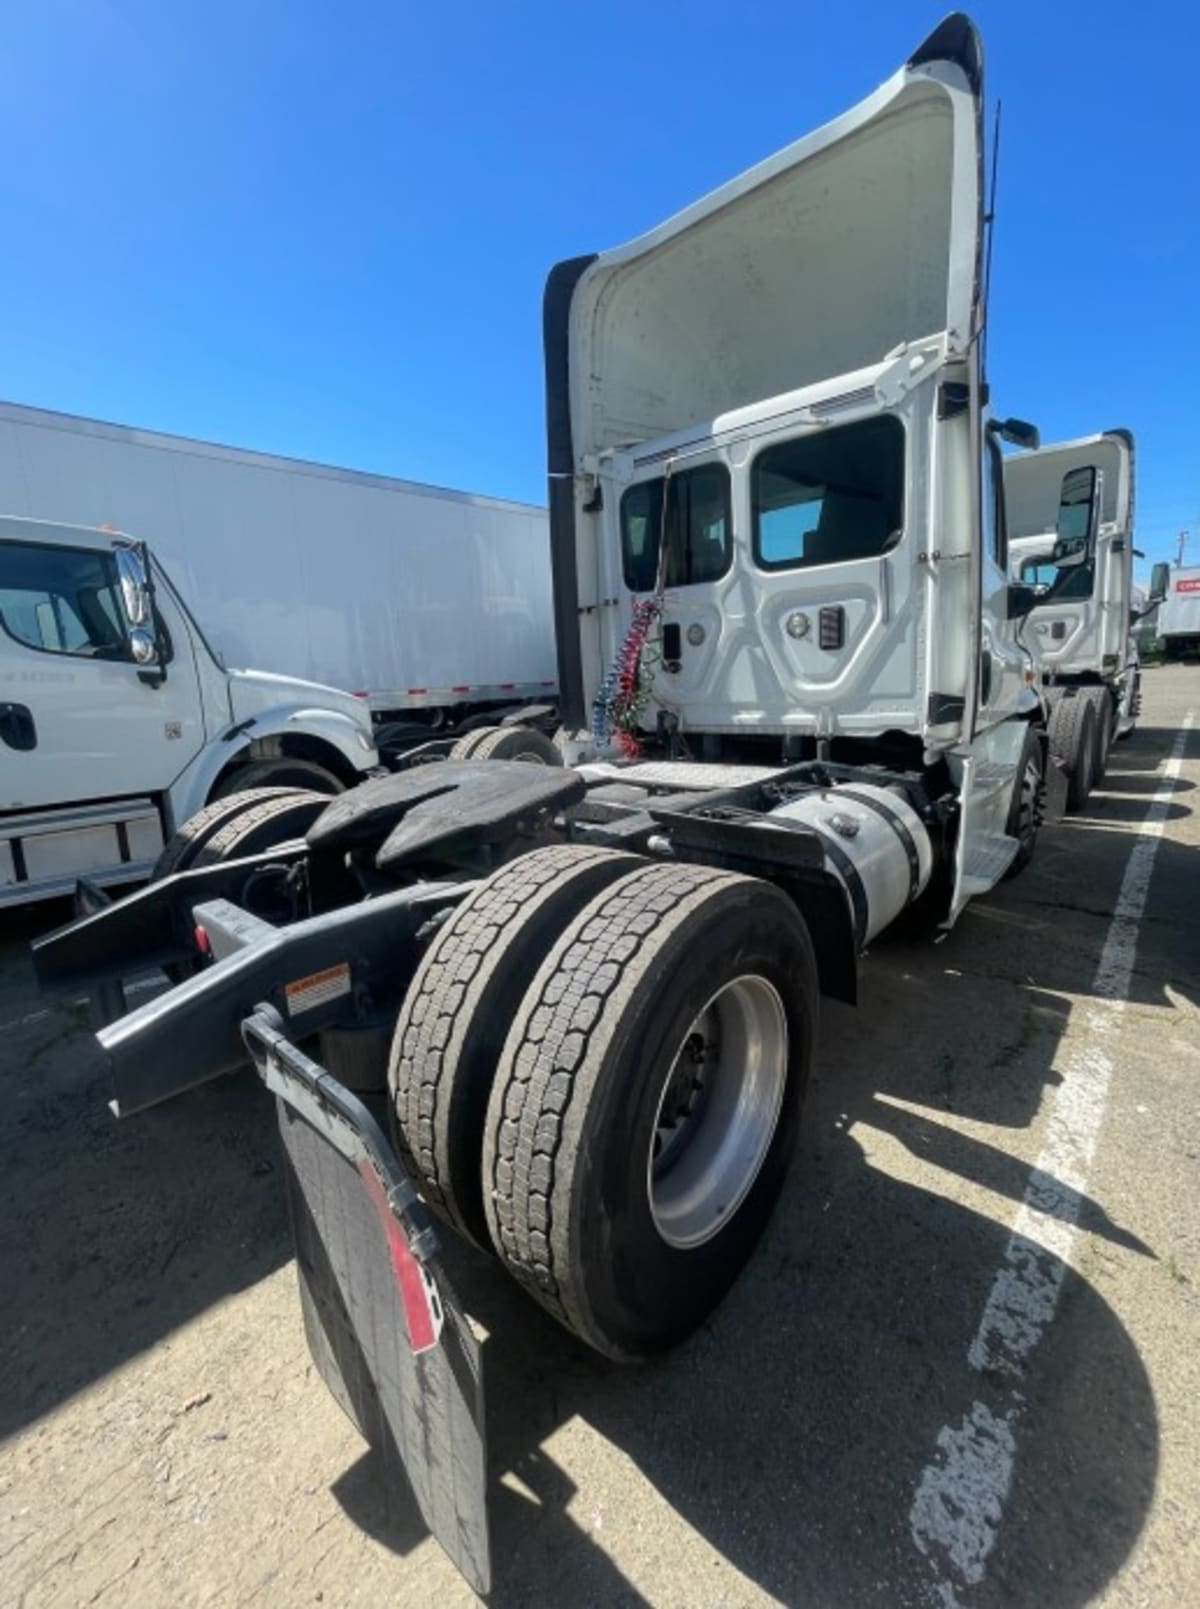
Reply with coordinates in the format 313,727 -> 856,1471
648,975 -> 788,1250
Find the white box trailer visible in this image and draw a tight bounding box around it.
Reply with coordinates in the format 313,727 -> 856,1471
1154,563 -> 1200,658
0,401 -> 556,721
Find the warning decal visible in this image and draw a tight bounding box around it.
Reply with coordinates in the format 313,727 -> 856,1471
284,962 -> 352,1017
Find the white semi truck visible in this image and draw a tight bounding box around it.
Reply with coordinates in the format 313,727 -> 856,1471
0,519 -> 379,907
34,15 -> 1098,1593
1005,431 -> 1140,809
0,402 -> 556,734
1152,561 -> 1200,659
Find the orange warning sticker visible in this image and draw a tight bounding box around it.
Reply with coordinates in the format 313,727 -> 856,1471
284,962 -> 352,1017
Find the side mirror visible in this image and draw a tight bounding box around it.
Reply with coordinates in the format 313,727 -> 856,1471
1050,466 -> 1101,569
1149,561 -> 1170,604
1007,583 -> 1039,620
113,539 -> 164,677
128,627 -> 158,665
114,543 -> 150,625
991,417 -> 1041,450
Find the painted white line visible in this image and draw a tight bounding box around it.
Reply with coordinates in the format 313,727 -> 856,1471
0,1007 -> 51,1033
910,712 -> 1195,1603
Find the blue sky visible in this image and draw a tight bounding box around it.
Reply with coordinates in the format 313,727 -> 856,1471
1,2 -> 1196,575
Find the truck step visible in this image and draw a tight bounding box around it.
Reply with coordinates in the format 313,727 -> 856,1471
959,832 -> 1018,895
579,760 -> 788,790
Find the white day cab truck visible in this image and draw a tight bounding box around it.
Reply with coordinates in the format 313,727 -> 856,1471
0,519 -> 379,907
34,16 -> 1101,1592
1152,560 -> 1200,660
0,419 -> 560,906
0,400 -> 557,753
1005,431 -> 1147,810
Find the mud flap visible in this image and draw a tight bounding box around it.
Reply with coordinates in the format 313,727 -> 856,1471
241,1008 -> 490,1595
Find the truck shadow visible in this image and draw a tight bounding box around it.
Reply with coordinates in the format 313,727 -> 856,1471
2,716 -> 1191,1603
335,720 -> 1196,1607
0,901 -> 289,1443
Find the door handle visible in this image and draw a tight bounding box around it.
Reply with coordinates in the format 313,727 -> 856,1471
661,622 -> 682,672
0,702 -> 37,751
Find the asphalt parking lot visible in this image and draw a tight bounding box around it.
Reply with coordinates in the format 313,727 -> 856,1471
1,666 -> 1197,1608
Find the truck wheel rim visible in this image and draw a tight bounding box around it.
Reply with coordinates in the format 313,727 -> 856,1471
647,974 -> 788,1250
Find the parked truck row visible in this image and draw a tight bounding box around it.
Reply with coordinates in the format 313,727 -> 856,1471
1005,430 -> 1147,811
30,13 -> 1165,1595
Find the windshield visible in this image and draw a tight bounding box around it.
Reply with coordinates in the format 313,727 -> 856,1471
1020,555 -> 1094,601
752,415 -> 904,570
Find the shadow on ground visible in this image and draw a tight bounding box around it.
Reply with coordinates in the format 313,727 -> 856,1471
332,719 -> 1196,1605
3,718 -> 1195,1604
0,899 -> 288,1444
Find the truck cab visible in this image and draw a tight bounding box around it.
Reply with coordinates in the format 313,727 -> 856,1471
1004,431 -> 1139,804
548,14 -> 1048,916
0,517 -> 378,905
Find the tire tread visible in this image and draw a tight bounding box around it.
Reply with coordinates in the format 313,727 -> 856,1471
390,843 -> 640,1245
482,862 -> 748,1337
152,787 -> 308,880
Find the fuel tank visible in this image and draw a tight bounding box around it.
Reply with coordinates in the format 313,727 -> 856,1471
769,782 -> 932,944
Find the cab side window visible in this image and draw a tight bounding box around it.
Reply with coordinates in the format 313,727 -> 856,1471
752,415 -> 905,571
621,464 -> 732,593
0,541 -> 131,659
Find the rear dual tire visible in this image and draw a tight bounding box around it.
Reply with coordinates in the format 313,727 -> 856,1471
153,788 -> 332,978
392,852 -> 818,1359
449,726 -> 561,765
1048,693 -> 1099,812
481,863 -> 817,1358
153,787 -> 331,879
389,845 -> 642,1248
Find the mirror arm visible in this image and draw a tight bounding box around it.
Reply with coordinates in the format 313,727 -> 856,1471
136,540 -> 167,688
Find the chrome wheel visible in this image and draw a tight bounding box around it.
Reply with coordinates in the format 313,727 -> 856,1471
648,975 -> 788,1249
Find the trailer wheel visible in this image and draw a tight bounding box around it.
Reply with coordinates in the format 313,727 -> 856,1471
1048,693 -> 1098,812
482,863 -> 818,1359
213,757 -> 343,798
470,726 -> 562,765
390,844 -> 642,1248
1003,724 -> 1045,879
152,787 -> 310,880
449,727 -> 498,760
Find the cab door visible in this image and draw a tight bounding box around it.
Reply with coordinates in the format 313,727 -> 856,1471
1003,432 -> 1135,671
0,527 -> 205,809
976,431 -> 1032,724
605,411 -> 922,744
